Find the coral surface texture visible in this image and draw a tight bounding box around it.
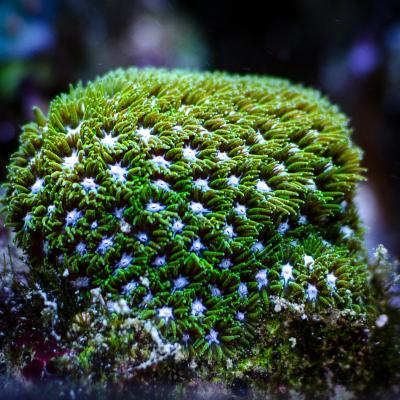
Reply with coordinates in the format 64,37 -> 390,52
4,68 -> 369,363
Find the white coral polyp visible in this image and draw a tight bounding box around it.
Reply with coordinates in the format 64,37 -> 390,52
190,201 -> 209,215
153,179 -> 171,191
206,329 -> 220,345
109,163 -> 128,183
136,126 -> 152,143
151,155 -> 170,169
193,178 -> 211,192
234,203 -> 247,218
146,202 -> 166,212
191,299 -> 206,316
31,178 -> 44,194
306,283 -> 318,301
190,238 -> 205,254
158,306 -> 174,322
227,175 -> 240,187
281,263 -> 294,286
100,131 -> 119,147
98,236 -> 114,254
81,177 -> 98,192
182,145 -> 198,161
63,151 -> 79,169
256,179 -> 271,193
219,258 -> 233,269
66,209 -> 82,227
256,269 -> 268,289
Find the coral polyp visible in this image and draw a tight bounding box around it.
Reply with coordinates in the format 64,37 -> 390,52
4,68 -> 369,361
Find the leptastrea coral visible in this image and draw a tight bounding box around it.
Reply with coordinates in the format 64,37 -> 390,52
3,67 -> 369,362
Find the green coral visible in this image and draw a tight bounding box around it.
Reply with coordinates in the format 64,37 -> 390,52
3,68 -> 371,363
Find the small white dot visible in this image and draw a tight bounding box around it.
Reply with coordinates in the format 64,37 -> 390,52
146,201 -> 165,212
305,180 -> 317,191
120,219 -> 132,233
182,145 -> 198,162
140,276 -> 150,288
100,131 -> 119,147
190,201 -> 210,215
252,241 -> 265,253
327,273 -> 337,289
219,258 -> 233,269
206,329 -> 220,345
281,263 -> 294,286
210,286 -> 221,297
234,203 -> 247,218
238,145 -> 250,155
117,253 -> 134,269
287,144 -> 300,155
81,178 -> 98,192
136,126 -> 152,143
137,232 -> 149,243
153,179 -> 171,191
324,162 -> 334,172
273,163 -> 286,176
122,281 -> 138,295
190,238 -> 205,254
256,269 -> 268,289
182,333 -> 190,343
47,204 -> 56,215
223,224 -> 236,239
151,155 -> 171,169
66,122 -> 82,137
303,255 -> 315,269
238,282 -> 248,298
142,292 -> 153,304
153,255 -> 166,267
306,283 -> 318,301
191,299 -> 206,316
199,127 -> 211,135
76,242 -> 87,256
193,178 -> 211,192
43,240 -> 49,255
298,215 -> 307,225
31,178 -> 44,194
227,175 -> 240,188
63,151 -> 79,170
278,222 -> 290,235
98,236 -> 114,254
171,219 -> 185,234
216,150 -> 230,161
91,221 -> 98,230
340,226 -> 354,239
109,163 -> 128,183
255,130 -> 266,144
375,314 -> 389,328
114,207 -> 125,219
256,179 -> 271,193
158,306 -> 174,322
236,311 -> 246,321
66,209 -> 82,227
173,276 -> 189,290
23,213 -> 33,230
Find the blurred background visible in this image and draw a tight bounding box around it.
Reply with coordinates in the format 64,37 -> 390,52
0,0 -> 399,259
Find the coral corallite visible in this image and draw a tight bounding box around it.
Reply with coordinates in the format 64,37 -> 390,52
4,68 -> 370,361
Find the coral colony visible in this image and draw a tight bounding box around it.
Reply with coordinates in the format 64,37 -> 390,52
4,68 -> 370,364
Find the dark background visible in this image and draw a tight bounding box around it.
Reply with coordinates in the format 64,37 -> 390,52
0,0 -> 399,258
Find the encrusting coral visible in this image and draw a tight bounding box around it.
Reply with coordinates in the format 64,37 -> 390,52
2,68 -> 399,398
3,68 -> 369,356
